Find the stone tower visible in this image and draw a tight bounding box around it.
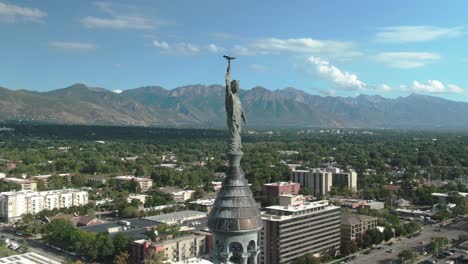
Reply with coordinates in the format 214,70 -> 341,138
207,56 -> 263,264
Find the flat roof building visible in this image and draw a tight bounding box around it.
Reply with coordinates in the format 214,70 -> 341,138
263,182 -> 300,197
291,169 -> 332,197
341,214 -> 377,243
259,199 -> 341,264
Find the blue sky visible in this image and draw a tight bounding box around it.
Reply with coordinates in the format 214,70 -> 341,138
1,1 -> 468,101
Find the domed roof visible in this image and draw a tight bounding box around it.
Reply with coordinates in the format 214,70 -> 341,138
207,165 -> 263,233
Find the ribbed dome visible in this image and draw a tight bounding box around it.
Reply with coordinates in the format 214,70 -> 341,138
208,164 -> 263,233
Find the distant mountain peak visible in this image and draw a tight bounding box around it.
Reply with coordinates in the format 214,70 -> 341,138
1,84 -> 468,129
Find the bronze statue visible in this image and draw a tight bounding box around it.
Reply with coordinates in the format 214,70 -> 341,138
224,55 -> 246,153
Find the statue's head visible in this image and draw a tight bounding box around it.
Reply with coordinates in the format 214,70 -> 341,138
231,80 -> 239,93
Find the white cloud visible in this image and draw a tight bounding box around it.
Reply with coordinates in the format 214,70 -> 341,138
81,16 -> 153,29
81,2 -> 166,30
249,64 -> 267,72
153,40 -> 200,55
48,41 -> 96,51
308,56 -> 366,90
447,84 -> 464,93
113,89 -> 123,93
0,1 -> 46,23
207,44 -> 225,53
412,80 -> 445,93
375,52 -> 440,69
308,56 -> 392,92
376,26 -> 464,43
233,37 -> 361,58
410,80 -> 464,94
153,41 -> 225,55
153,40 -> 169,49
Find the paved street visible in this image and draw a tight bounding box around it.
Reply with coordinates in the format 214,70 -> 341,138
347,225 -> 466,264
0,226 -> 78,263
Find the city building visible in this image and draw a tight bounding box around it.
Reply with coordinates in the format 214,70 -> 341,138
87,175 -> 109,185
290,169 -> 332,196
330,168 -> 357,192
279,194 -> 306,206
189,199 -> 215,213
113,176 -> 153,192
0,189 -> 89,223
259,199 -> 341,264
341,214 -> 377,243
44,213 -> 104,227
130,233 -> 207,263
159,187 -> 195,202
2,178 -> 37,191
145,210 -> 207,225
263,182 -> 300,197
361,201 -> 385,210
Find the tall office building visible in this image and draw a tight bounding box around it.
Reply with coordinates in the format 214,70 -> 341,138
259,199 -> 341,264
290,169 -> 332,196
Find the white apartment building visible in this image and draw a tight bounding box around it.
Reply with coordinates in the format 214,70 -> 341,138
291,169 -> 332,196
0,189 -> 89,223
291,167 -> 357,196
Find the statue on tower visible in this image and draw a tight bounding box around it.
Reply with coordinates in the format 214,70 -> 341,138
224,55 -> 246,153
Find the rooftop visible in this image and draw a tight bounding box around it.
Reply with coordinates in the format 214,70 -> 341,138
263,181 -> 298,186
145,210 -> 207,224
262,200 -> 340,221
341,214 -> 377,226
80,218 -> 159,239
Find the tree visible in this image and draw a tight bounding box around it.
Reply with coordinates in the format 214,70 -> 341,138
383,227 -> 394,241
144,250 -> 168,264
36,179 -> 47,191
294,253 -> 321,264
427,237 -> 448,256
96,233 -> 115,261
44,219 -> 75,246
340,240 -> 358,256
113,233 -> 131,253
114,251 -> 130,264
398,249 -> 416,264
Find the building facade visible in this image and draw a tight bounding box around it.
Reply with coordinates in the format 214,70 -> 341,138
0,189 -> 89,222
291,168 -> 357,196
263,182 -> 300,197
341,214 -> 377,243
290,169 -> 332,196
130,234 -> 207,263
259,199 -> 341,264
2,178 -> 37,191
330,169 -> 357,192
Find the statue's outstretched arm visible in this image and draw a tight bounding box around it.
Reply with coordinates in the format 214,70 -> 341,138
225,62 -> 232,95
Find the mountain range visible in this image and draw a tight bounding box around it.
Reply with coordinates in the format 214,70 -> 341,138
0,83 -> 467,130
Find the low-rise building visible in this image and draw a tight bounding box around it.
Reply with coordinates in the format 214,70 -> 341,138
263,182 -> 300,197
130,233 -> 207,263
0,189 -> 89,223
159,187 -> 195,202
341,214 -> 377,243
2,178 -> 37,191
361,201 -> 385,210
113,176 -> 153,193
